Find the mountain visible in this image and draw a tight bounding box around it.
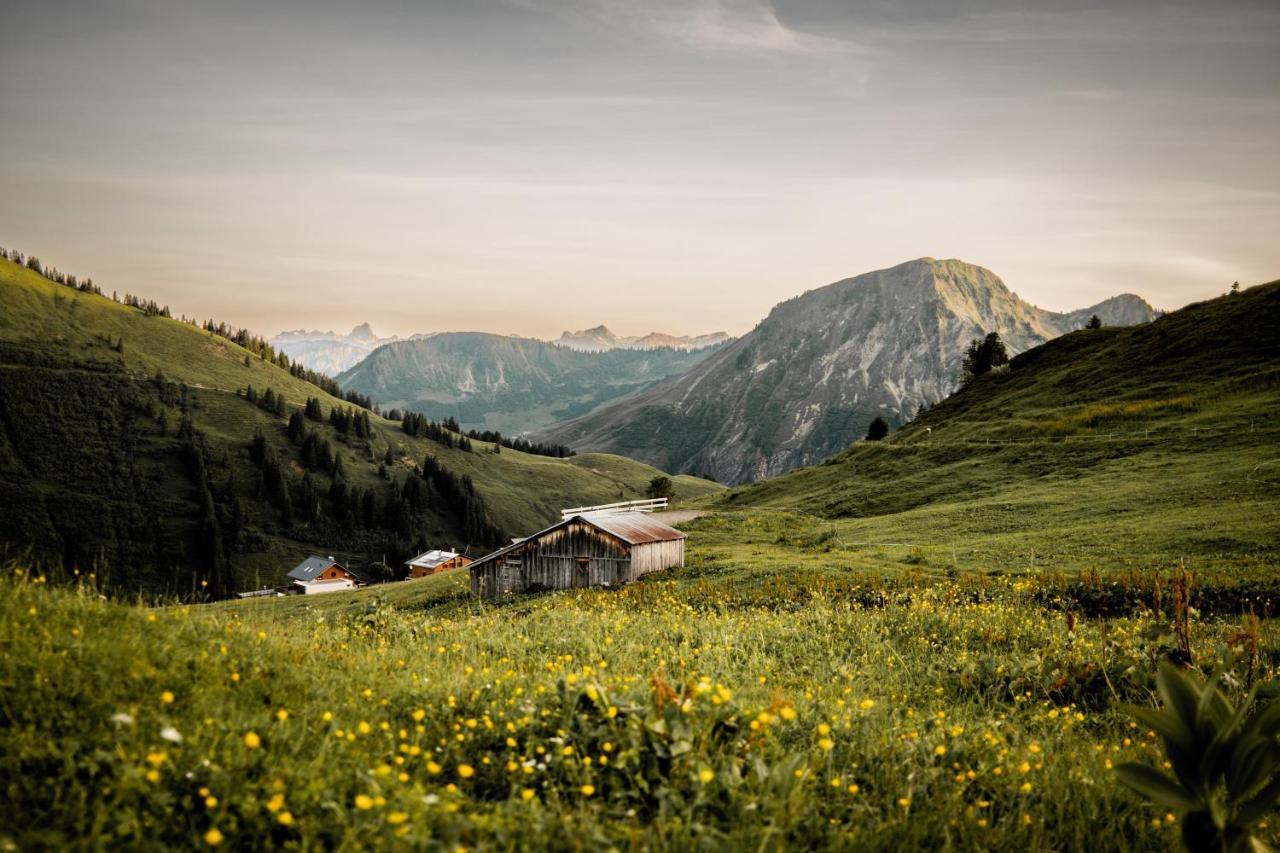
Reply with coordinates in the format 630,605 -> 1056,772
533,258 -> 1159,484
0,257 -> 722,597
270,323 -> 399,375
337,332 -> 726,434
555,325 -> 731,352
716,278 -> 1280,561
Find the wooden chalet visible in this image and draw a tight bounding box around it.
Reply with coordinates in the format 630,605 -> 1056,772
468,512 -> 685,599
287,555 -> 360,595
405,549 -> 473,579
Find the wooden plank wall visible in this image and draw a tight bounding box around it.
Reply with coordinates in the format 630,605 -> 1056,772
470,521 -> 686,599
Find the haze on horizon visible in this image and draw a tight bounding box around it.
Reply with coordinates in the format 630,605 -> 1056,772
1,0 -> 1277,340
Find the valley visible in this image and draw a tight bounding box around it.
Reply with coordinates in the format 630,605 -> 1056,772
336,331 -> 724,434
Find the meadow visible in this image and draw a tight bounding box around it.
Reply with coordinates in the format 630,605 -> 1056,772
3,510 -> 1277,850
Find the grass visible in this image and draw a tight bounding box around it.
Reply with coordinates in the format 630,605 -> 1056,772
3,536 -> 1277,850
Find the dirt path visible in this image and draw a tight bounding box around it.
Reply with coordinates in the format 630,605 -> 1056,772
650,509 -> 710,525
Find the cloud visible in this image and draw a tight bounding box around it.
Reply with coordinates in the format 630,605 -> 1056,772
518,0 -> 865,54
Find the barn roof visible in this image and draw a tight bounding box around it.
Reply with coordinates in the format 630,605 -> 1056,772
287,555 -> 345,581
585,512 -> 687,545
469,512 -> 685,570
405,549 -> 463,569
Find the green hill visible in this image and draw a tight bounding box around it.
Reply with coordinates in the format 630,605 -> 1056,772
711,280 -> 1280,570
0,257 -> 721,596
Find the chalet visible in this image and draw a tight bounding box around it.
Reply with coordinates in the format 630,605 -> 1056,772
468,512 -> 685,599
405,549 -> 473,578
287,555 -> 360,595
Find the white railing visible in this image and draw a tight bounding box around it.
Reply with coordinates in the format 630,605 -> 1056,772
561,498 -> 668,519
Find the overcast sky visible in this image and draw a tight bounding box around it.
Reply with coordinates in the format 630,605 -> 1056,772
1,0 -> 1277,339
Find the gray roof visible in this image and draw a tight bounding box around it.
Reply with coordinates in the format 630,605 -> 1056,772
470,513 -> 685,571
405,549 -> 461,569
287,555 -> 344,581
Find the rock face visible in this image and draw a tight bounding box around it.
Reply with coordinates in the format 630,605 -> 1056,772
532,258 -> 1159,484
271,324 -> 398,375
336,332 -> 726,434
555,326 -> 731,352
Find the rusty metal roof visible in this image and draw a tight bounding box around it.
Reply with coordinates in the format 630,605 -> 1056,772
469,512 -> 685,570
583,512 -> 686,545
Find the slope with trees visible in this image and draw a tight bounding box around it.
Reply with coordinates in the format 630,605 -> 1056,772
0,256 -> 722,598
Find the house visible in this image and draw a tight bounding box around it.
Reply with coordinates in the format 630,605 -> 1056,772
468,512 -> 685,599
405,549 -> 473,579
287,555 -> 360,594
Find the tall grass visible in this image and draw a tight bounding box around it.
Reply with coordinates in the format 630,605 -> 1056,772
2,560 -> 1276,850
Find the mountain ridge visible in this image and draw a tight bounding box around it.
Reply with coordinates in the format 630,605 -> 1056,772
337,331 -> 727,434
271,323 -> 400,375
533,258 -> 1159,484
554,325 -> 731,352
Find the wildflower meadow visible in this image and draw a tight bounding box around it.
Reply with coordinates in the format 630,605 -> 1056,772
2,513 -> 1277,849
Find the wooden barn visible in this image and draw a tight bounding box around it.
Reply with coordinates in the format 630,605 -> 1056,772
405,549 -> 473,578
468,512 -> 686,599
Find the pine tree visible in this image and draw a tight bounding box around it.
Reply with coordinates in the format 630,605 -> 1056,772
248,428 -> 267,466
961,332 -> 1010,385
865,416 -> 889,441
1086,315 -> 1102,329
287,410 -> 306,444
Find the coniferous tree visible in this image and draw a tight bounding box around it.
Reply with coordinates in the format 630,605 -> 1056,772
287,410 -> 307,444
317,439 -> 334,474
865,416 -> 889,441
301,432 -> 319,471
1086,314 -> 1102,329
248,428 -> 267,466
961,332 -> 1010,385
298,473 -> 320,524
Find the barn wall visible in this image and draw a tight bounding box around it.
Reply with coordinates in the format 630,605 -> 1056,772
470,522 -> 686,599
630,539 -> 684,579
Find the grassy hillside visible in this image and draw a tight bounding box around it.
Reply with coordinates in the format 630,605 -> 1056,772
0,258 -> 721,596
711,281 -> 1280,572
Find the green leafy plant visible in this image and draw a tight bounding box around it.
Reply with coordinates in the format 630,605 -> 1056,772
1117,663 -> 1280,852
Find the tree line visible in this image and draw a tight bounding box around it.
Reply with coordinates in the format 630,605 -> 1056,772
401,413 -> 475,452
465,428 -> 575,458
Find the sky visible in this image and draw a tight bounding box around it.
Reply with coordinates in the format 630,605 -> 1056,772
1,0 -> 1277,340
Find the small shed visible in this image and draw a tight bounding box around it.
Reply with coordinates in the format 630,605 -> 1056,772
468,512 -> 685,599
287,555 -> 360,594
405,549 -> 473,579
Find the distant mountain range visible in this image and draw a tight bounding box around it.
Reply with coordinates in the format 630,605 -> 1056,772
270,323 -> 400,375
554,325 -> 732,352
532,258 -> 1160,484
274,322 -> 731,375
336,332 -> 726,434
